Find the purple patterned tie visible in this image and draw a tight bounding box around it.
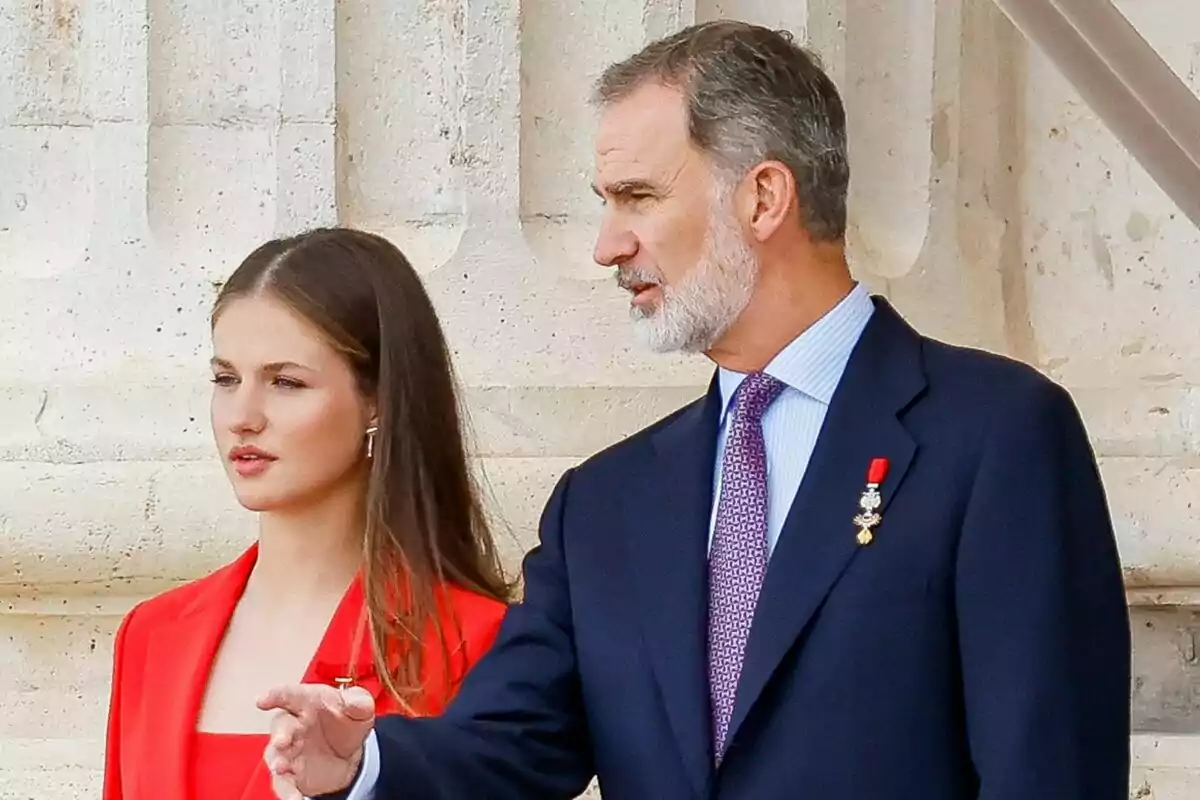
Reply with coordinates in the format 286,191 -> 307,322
708,371 -> 785,759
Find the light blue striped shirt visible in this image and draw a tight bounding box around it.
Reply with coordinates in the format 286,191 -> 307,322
708,282 -> 875,555
337,282 -> 875,800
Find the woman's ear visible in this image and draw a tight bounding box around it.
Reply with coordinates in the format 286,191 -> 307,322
364,394 -> 379,429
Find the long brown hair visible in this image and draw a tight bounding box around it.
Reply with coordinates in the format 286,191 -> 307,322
212,226 -> 511,711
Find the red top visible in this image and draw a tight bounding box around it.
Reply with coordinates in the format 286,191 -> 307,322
103,542 -> 508,800
191,733 -> 268,798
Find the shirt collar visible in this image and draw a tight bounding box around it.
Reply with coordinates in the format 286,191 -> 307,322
717,282 -> 875,423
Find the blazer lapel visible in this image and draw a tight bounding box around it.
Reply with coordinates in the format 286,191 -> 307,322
239,573 -> 385,800
141,544 -> 258,796
724,299 -> 926,750
627,378 -> 722,798
303,575 -> 387,706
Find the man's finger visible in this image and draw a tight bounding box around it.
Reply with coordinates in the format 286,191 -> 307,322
269,711 -> 305,755
269,768 -> 304,800
258,684 -> 317,714
263,745 -> 293,775
324,685 -> 375,722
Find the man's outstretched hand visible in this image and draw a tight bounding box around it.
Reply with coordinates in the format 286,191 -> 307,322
258,683 -> 376,800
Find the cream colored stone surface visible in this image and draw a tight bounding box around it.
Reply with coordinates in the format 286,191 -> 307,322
1,0 -> 1198,796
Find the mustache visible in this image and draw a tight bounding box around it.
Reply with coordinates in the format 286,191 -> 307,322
616,267 -> 663,291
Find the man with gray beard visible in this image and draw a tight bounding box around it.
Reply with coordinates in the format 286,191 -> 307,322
260,20 -> 1131,800
614,177 -> 757,355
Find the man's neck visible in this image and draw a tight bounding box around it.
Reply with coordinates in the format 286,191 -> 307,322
707,251 -> 856,373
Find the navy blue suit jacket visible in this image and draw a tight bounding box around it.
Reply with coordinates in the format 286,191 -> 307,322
365,299 -> 1131,799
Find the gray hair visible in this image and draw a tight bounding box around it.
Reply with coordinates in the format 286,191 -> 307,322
593,20 -> 849,242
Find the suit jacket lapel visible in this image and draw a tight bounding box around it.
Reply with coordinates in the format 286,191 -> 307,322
724,299 -> 926,750
627,377 -> 722,798
141,544 -> 258,796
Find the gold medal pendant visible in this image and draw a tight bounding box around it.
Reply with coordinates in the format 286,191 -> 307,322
853,457 -> 889,546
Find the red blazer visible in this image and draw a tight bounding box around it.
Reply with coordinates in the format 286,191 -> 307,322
102,543 -> 507,800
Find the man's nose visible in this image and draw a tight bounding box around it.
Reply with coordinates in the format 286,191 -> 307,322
593,214 -> 638,268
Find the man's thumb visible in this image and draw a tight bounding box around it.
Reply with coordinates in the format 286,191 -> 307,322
333,685 -> 375,723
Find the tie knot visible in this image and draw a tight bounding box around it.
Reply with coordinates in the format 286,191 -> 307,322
732,371 -> 785,422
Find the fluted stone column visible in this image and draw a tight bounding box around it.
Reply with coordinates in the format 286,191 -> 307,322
1,0 -> 1197,795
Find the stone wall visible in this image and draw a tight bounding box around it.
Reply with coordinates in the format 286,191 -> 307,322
1,0 -> 1197,796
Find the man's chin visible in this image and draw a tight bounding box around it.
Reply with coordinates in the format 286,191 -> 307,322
632,318 -> 704,354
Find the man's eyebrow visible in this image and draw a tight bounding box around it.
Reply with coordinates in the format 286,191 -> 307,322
593,179 -> 659,198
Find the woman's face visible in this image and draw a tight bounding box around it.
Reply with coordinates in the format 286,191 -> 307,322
210,293 -> 374,513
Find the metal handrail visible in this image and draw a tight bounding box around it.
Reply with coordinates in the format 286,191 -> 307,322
990,0 -> 1200,228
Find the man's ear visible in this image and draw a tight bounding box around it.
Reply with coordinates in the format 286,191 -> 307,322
742,160 -> 796,243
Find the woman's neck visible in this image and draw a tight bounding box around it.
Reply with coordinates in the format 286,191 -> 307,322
245,480 -> 365,608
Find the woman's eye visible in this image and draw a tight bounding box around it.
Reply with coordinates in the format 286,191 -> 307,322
210,374 -> 236,386
274,376 -> 306,389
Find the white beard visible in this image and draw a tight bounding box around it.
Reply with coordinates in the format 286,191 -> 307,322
625,201 -> 760,354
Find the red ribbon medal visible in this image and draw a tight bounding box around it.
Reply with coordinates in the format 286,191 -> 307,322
853,457 -> 889,545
